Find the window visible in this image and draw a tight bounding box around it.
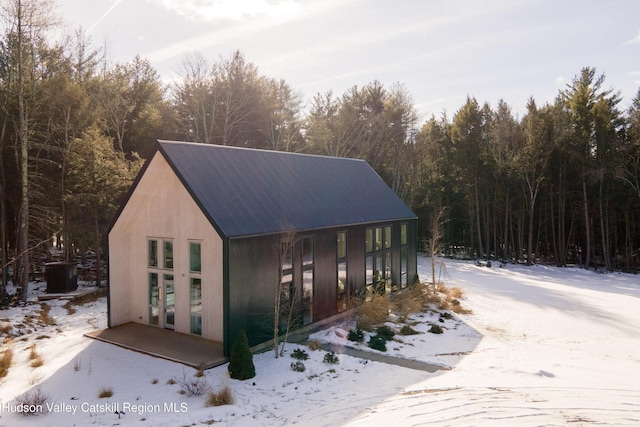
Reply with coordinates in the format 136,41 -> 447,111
148,240 -> 158,267
337,262 -> 347,312
337,231 -> 347,312
401,223 -> 407,246
375,227 -> 383,251
190,278 -> 202,335
337,231 -> 347,260
190,242 -> 201,272
400,223 -> 408,288
384,226 -> 392,249
302,236 -> 314,325
365,228 -> 373,253
280,239 -> 294,333
365,225 -> 393,295
302,237 -> 313,267
163,241 -> 173,269
149,273 -> 159,325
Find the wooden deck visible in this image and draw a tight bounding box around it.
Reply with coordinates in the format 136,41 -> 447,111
85,323 -> 226,369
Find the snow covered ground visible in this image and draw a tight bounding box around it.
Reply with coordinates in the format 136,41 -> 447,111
1,256 -> 639,426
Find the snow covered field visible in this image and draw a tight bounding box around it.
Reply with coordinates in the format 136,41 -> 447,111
1,256 -> 639,426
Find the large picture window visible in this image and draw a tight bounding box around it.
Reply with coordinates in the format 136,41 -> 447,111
302,236 -> 314,325
190,278 -> 202,335
163,240 -> 173,269
400,223 -> 408,288
365,225 -> 393,298
337,231 -> 347,312
189,242 -> 201,273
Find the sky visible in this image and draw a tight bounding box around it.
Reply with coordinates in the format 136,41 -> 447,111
55,0 -> 640,121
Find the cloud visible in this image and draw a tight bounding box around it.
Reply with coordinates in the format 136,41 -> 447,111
149,0 -> 301,22
625,29 -> 640,45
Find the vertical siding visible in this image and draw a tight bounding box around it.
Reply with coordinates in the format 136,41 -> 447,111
225,220 -> 419,353
108,152 -> 224,342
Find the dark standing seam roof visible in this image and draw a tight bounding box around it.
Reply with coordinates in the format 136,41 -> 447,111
157,140 -> 416,238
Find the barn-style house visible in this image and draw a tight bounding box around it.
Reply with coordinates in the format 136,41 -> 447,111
108,140 -> 418,356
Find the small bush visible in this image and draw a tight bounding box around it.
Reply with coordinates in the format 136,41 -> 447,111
375,326 -> 395,341
0,348 -> 13,378
368,335 -> 387,352
400,325 -> 419,335
228,329 -> 255,380
440,312 -> 453,320
38,304 -> 56,326
307,340 -> 322,350
356,292 -> 391,330
290,361 -> 306,372
30,355 -> 44,368
429,324 -> 443,334
29,344 -> 43,368
194,368 -> 205,378
323,351 -> 339,364
98,387 -> 113,398
173,370 -> 211,397
14,388 -> 50,415
206,386 -> 233,406
167,378 -> 176,385
394,284 -> 426,316
347,329 -> 364,342
151,378 -> 158,384
291,348 -> 309,360
0,322 -> 12,335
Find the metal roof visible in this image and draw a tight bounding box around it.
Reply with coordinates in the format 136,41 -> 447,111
157,140 -> 416,238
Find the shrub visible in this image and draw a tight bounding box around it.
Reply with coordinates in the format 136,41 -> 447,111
307,340 -> 322,350
206,386 -> 233,406
29,344 -> 43,368
400,325 -> 419,335
228,329 -> 255,380
356,292 -> 391,330
291,348 -> 309,360
0,348 -> 13,378
368,335 -> 387,352
394,284 -> 426,317
14,388 -> 50,415
290,361 -> 306,372
429,324 -> 443,334
347,329 -> 364,342
98,387 -> 113,398
173,370 -> 211,397
375,326 -> 395,341
323,351 -> 339,364
30,356 -> 44,368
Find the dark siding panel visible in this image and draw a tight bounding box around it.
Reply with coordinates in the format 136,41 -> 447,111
312,229 -> 337,321
225,220 -> 419,354
227,237 -> 279,351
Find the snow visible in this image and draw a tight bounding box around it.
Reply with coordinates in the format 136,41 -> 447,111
1,256 -> 639,426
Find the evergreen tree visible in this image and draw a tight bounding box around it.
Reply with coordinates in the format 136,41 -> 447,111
228,329 -> 255,380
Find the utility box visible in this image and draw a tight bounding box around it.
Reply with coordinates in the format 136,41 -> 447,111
45,262 -> 78,293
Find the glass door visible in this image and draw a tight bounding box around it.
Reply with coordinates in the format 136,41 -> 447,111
149,273 -> 159,325
163,274 -> 175,330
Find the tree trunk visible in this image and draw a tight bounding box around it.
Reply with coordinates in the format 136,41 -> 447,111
474,177 -> 484,258
582,177 -> 591,269
502,193 -> 509,261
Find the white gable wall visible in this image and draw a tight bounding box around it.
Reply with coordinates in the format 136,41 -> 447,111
108,152 -> 224,342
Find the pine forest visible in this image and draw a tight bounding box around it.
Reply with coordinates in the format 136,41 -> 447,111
1,0 -> 640,304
